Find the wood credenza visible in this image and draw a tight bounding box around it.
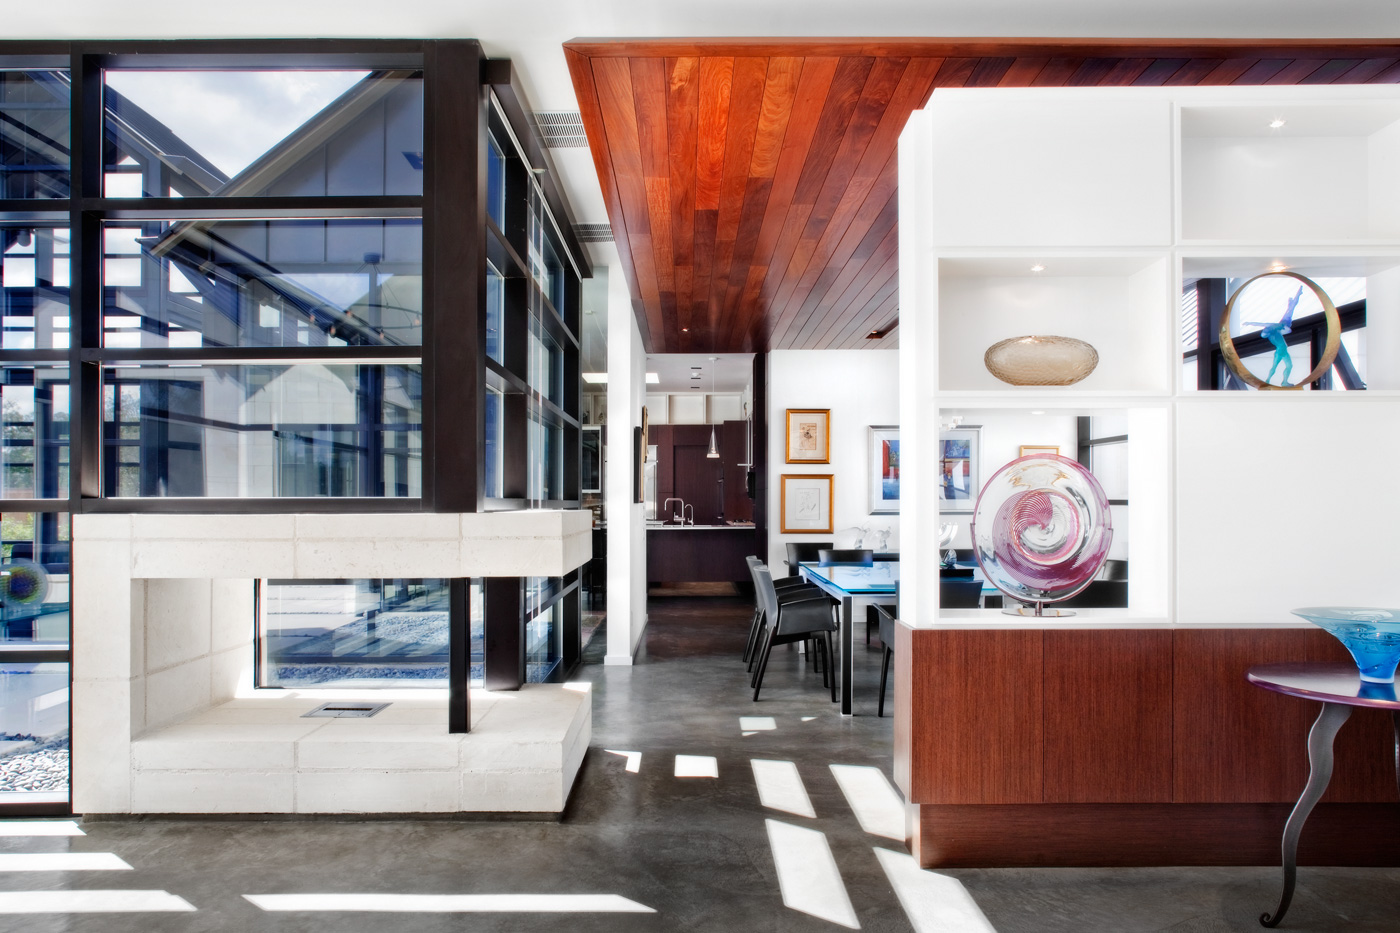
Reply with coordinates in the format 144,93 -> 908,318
893,623 -> 1400,867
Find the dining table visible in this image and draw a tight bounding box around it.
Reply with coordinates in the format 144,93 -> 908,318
797,561 -> 900,716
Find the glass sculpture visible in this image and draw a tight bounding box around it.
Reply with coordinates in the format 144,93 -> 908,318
1292,607 -> 1400,684
983,335 -> 1099,386
971,454 -> 1113,617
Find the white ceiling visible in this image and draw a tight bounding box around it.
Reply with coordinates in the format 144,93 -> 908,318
645,354 -> 755,394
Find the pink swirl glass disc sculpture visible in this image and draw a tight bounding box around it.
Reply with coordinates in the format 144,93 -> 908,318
971,454 -> 1113,617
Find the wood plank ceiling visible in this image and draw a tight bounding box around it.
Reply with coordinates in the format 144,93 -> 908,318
565,39 -> 1400,353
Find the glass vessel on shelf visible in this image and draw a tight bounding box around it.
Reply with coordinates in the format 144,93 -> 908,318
983,335 -> 1099,386
1292,607 -> 1400,684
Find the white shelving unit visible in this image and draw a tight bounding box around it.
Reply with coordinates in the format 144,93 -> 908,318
899,83 -> 1400,628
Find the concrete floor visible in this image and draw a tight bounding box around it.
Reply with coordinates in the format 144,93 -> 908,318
1,588 -> 1397,931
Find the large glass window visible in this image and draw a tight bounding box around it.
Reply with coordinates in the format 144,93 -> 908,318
0,512 -> 69,647
484,384 -> 503,499
486,261 -> 504,363
0,69 -> 70,200
258,579 -> 451,688
486,133 -> 506,228
524,577 -> 561,683
1,367 -> 69,499
102,363 -> 421,498
0,662 -> 68,803
102,218 -> 422,350
103,70 -> 423,199
2,226 -> 69,349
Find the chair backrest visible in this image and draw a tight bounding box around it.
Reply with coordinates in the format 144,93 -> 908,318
874,604 -> 897,649
1099,558 -> 1128,581
818,548 -> 874,566
939,566 -> 975,578
751,563 -> 780,623
939,578 -> 983,608
785,541 -> 833,576
1057,580 -> 1128,608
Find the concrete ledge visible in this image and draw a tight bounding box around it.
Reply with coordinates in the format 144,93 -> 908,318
126,684 -> 591,815
75,509 -> 593,579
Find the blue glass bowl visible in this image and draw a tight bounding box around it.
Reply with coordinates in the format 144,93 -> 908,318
1292,607 -> 1400,684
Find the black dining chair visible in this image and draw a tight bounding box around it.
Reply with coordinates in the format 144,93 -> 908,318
940,577 -> 984,608
743,555 -> 823,668
784,541 -> 833,577
750,563 -> 837,702
939,566 -> 975,579
875,604 -> 897,717
817,549 -> 874,566
1056,579 -> 1129,608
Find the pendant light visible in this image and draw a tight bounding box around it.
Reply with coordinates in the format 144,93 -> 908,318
706,357 -> 720,459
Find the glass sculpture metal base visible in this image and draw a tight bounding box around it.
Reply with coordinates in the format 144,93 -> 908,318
1003,603 -> 1076,618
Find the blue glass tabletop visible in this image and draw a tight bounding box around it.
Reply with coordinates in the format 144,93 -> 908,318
799,561 -> 899,594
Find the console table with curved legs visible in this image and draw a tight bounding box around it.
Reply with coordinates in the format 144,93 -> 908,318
1246,662 -> 1400,928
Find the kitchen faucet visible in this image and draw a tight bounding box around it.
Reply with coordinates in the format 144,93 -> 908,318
663,497 -> 686,524
682,504 -> 694,526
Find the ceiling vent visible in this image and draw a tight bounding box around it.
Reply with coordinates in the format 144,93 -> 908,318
574,223 -> 615,243
532,111 -> 589,148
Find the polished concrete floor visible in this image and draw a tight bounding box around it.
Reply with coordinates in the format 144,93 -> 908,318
2,589 -> 1397,931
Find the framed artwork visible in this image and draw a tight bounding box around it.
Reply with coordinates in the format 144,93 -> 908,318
869,425 -> 899,515
634,406 -> 649,504
785,409 -> 830,464
780,474 -> 834,534
1019,445 -> 1060,457
938,424 -> 982,513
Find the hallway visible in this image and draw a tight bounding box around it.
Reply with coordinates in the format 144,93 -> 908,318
0,591 -> 1396,931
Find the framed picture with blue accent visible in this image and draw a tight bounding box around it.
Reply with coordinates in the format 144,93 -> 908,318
938,424 -> 982,513
869,425 -> 899,515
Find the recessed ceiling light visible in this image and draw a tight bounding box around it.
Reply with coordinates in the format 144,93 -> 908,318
582,372 -> 607,384
681,327 -> 689,332
690,373 -> 702,379
1269,118 -> 1286,129
1268,261 -> 1291,273
1030,264 -> 1046,273
645,372 -> 660,384
1030,410 -> 1045,415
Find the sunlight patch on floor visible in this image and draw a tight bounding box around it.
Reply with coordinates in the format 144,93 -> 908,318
0,891 -> 196,913
674,754 -> 718,778
244,894 -> 656,913
765,819 -> 859,929
874,847 -> 997,933
830,764 -> 905,841
751,759 -> 816,818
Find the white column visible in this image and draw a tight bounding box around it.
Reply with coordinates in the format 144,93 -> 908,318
605,260 -> 648,664
898,109 -> 940,624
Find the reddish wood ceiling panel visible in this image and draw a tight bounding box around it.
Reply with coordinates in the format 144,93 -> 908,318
565,39 -> 1400,353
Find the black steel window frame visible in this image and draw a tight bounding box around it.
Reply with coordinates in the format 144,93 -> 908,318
0,38 -> 507,516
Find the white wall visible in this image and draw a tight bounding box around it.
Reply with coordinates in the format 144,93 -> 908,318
605,264 -> 648,664
766,350 -> 900,570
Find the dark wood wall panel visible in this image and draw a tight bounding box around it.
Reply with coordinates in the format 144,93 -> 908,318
566,38 -> 1400,353
1172,628 -> 1398,804
906,629 -> 1043,804
1043,630 -> 1173,803
913,803 -> 1400,869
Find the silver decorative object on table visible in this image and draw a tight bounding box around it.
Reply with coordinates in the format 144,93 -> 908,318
984,335 -> 1099,386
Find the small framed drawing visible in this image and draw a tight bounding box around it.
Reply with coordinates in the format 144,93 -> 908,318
785,409 -> 830,464
780,474 -> 834,534
869,425 -> 899,515
1019,444 -> 1060,457
938,424 -> 982,513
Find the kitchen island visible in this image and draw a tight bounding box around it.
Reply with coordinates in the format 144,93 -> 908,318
646,524 -> 756,584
